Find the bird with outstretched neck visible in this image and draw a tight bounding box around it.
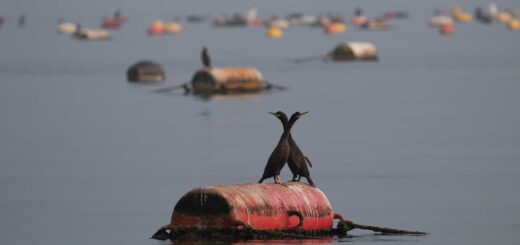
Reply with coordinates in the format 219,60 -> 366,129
201,46 -> 211,68
286,111 -> 315,187
259,111 -> 292,184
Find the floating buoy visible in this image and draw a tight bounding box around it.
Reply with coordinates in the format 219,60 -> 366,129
508,18 -> 520,30
430,15 -> 454,27
497,12 -> 513,23
127,61 -> 165,82
452,5 -> 473,23
57,22 -> 77,34
73,28 -> 110,40
164,22 -> 182,34
191,67 -> 264,94
151,182 -> 427,240
324,22 -> 346,35
331,41 -> 378,61
439,24 -> 454,35
266,26 -> 283,38
148,20 -> 164,36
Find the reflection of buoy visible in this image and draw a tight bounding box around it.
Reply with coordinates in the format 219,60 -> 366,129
266,26 -> 283,38
164,22 -> 182,34
507,18 -> 520,30
331,41 -> 377,61
191,67 -> 264,94
127,61 -> 165,82
324,22 -> 346,34
148,20 -> 164,35
439,24 -> 454,35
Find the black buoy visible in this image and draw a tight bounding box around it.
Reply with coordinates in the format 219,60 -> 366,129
127,60 -> 165,83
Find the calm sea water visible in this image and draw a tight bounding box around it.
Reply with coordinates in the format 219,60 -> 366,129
1,0 -> 519,244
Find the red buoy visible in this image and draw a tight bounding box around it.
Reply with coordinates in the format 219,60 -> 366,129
171,182 -> 335,231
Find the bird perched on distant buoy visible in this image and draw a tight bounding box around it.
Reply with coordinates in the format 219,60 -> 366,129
259,111 -> 291,184
201,46 -> 211,68
286,111 -> 315,187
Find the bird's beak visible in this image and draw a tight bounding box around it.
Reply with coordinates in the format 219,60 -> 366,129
268,112 -> 276,116
300,111 -> 309,115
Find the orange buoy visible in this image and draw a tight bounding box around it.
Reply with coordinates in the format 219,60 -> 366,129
508,18 -> 520,30
170,182 -> 336,231
148,20 -> 164,36
439,24 -> 454,35
324,22 -> 346,35
266,26 -> 283,38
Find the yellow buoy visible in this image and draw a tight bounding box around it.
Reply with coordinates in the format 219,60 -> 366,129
452,5 -> 472,23
507,18 -> 520,30
325,22 -> 347,34
164,22 -> 182,34
266,26 -> 283,39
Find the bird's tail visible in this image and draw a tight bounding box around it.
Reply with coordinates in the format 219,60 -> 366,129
305,156 -> 313,168
306,176 -> 316,187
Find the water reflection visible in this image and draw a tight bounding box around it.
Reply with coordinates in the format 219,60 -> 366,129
170,238 -> 334,245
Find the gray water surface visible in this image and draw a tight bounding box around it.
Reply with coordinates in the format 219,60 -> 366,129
1,0 -> 519,244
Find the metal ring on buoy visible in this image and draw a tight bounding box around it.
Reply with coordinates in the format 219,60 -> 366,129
287,210 -> 304,228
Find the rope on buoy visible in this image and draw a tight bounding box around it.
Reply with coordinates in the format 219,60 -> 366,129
335,219 -> 427,236
263,80 -> 288,91
291,53 -> 330,64
153,82 -> 190,94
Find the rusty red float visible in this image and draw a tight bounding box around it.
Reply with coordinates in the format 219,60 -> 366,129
151,182 -> 426,240
170,182 -> 336,231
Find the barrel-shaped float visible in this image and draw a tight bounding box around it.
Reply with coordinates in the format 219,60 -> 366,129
191,67 -> 263,94
331,42 -> 378,61
73,28 -> 110,40
127,60 -> 165,82
171,182 -> 334,231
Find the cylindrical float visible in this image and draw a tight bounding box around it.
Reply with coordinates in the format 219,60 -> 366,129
191,67 -> 263,94
171,182 -> 334,231
127,60 -> 165,82
331,41 -> 378,61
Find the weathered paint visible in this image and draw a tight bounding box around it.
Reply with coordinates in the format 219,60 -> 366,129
171,182 -> 334,231
191,67 -> 263,94
331,42 -> 378,61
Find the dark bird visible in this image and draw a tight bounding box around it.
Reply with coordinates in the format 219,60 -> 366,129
201,46 -> 211,68
259,111 -> 291,184
286,111 -> 315,187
